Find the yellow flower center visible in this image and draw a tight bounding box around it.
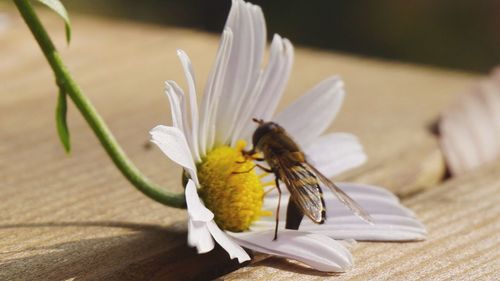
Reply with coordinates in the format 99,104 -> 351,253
197,140 -> 268,232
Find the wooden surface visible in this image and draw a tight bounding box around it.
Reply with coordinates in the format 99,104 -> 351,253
1,4 -> 498,281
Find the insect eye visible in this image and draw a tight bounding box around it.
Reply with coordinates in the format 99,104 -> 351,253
268,123 -> 283,132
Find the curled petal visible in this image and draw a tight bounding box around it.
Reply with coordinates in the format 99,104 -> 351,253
188,219 -> 215,254
185,181 -> 249,262
149,125 -> 198,183
185,179 -> 214,222
207,221 -> 251,263
230,230 -> 353,272
177,50 -> 201,162
164,81 -> 190,139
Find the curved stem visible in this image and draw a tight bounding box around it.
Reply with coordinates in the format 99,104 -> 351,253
13,0 -> 186,208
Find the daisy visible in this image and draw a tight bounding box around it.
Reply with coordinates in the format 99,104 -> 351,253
151,0 -> 425,272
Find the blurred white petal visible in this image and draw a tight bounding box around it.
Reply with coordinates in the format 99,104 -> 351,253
439,68 -> 500,175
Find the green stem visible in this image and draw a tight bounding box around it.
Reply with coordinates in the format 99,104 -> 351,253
13,0 -> 186,208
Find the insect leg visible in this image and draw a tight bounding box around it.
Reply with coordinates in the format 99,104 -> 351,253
236,155 -> 264,163
273,176 -> 282,241
256,163 -> 273,173
232,163 -> 273,175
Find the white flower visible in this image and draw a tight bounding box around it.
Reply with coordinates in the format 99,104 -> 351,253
439,67 -> 500,176
150,0 -> 425,272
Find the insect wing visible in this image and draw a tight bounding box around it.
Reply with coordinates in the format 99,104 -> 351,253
278,159 -> 326,224
303,162 -> 374,224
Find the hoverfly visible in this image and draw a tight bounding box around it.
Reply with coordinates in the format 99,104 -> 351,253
243,119 -> 373,240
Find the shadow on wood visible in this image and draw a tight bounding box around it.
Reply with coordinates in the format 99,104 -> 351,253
0,221 -> 246,281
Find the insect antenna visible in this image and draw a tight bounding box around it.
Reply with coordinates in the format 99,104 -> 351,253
252,118 -> 264,124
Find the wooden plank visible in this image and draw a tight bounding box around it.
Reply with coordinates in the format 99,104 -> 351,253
1,4 -> 495,280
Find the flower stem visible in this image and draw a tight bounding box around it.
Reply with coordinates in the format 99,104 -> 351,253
13,0 -> 186,208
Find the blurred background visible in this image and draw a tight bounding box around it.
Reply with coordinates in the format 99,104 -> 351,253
63,0 -> 499,73
3,0 -> 500,72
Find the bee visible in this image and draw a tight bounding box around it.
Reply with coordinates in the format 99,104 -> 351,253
243,118 -> 373,240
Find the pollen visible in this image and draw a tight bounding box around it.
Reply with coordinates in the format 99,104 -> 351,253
198,140 -> 267,232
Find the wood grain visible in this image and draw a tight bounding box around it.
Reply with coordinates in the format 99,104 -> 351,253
1,3 -> 496,280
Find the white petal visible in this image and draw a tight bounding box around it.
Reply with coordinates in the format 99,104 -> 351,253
227,5 -> 274,145
259,183 -> 426,241
230,230 -> 353,272
167,81 -> 197,158
177,50 -> 201,162
256,37 -> 294,122
304,133 -> 367,178
188,219 -> 215,254
439,77 -> 500,176
440,106 -> 474,174
274,76 -> 345,147
164,82 -> 183,131
262,193 -> 415,221
200,28 -> 234,154
149,125 -> 198,183
164,81 -> 189,138
226,3 -> 267,143
265,181 -> 398,201
333,182 -> 400,199
185,180 -> 215,254
206,221 -> 251,263
215,0 -> 267,146
237,35 -> 295,144
263,184 -> 415,218
185,179 -> 214,222
304,215 -> 427,241
185,180 -> 249,261
321,196 -> 413,217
